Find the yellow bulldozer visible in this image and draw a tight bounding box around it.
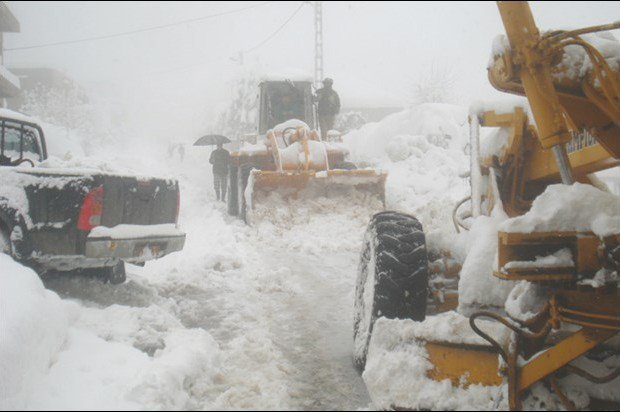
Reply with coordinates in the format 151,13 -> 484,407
226,75 -> 386,223
354,2 -> 620,410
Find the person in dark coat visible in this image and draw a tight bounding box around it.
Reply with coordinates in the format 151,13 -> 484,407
315,78 -> 341,140
209,143 -> 230,201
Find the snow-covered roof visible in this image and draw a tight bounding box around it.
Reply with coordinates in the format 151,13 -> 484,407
0,108 -> 38,124
260,68 -> 313,83
336,76 -> 406,109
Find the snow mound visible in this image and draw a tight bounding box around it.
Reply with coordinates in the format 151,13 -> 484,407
342,103 -> 470,252
42,121 -> 87,159
0,254 -> 69,410
0,254 -> 223,410
457,212 -> 516,313
501,183 -> 620,236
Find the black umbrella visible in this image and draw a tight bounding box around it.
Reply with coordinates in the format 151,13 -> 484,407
193,134 -> 231,146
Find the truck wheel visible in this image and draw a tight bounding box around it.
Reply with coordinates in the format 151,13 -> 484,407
107,261 -> 127,285
353,211 -> 429,372
0,221 -> 32,261
228,165 -> 239,216
85,261 -> 127,285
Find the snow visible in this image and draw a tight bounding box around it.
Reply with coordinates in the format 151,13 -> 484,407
504,281 -> 547,322
479,126 -> 510,159
559,354 -> 620,403
469,97 -> 530,118
335,76 -> 407,109
457,211 -> 515,314
271,118 -> 311,134
503,248 -> 574,270
501,183 -> 620,235
488,34 -> 511,68
0,254 -> 68,410
0,167 -> 93,229
487,30 -> 620,83
554,31 -> 620,82
0,253 -> 222,411
342,103 -> 471,254
363,317 -> 507,411
3,94 -> 618,411
0,108 -> 35,124
238,141 -> 268,154
591,213 -> 620,238
88,224 -> 183,239
578,268 -> 619,288
259,68 -> 313,83
1,109 -> 376,410
380,311 -> 509,347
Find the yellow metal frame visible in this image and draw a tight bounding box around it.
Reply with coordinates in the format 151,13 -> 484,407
419,3 -> 620,410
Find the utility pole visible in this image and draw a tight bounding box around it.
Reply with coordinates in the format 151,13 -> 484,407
313,1 -> 323,88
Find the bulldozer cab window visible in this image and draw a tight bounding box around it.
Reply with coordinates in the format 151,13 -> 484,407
266,83 -> 305,129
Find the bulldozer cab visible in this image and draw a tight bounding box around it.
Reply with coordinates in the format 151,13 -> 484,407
258,80 -> 316,135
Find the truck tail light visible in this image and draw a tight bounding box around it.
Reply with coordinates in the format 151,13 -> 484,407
78,185 -> 104,231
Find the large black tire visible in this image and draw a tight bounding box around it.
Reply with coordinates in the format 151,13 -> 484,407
227,165 -> 239,216
353,211 -> 429,372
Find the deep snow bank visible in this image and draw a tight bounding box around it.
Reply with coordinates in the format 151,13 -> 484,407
0,254 -> 221,410
342,103 -> 470,252
0,255 -> 69,410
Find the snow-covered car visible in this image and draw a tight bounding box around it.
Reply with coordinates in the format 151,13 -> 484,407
0,110 -> 185,284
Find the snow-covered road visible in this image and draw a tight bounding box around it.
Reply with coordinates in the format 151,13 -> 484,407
39,181 -> 374,410
259,250 -> 370,410
2,102 -> 473,410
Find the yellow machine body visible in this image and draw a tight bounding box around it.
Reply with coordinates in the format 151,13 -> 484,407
411,2 -> 620,410
230,109 -> 386,221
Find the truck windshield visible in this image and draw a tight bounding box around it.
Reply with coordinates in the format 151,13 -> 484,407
0,121 -> 43,165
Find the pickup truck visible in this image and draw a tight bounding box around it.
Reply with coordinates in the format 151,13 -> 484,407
0,110 -> 185,284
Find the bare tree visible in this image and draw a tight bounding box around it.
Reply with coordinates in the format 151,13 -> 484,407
21,82 -> 92,132
20,81 -> 122,154
216,70 -> 260,140
410,61 -> 459,105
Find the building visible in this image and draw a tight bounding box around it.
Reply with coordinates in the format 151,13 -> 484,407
5,67 -> 82,111
0,1 -> 20,104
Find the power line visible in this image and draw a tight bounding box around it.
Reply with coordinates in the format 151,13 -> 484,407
242,2 -> 305,55
134,2 -> 305,78
5,1 -> 274,52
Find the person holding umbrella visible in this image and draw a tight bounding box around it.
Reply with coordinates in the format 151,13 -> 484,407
209,142 -> 230,202
194,134 -> 232,202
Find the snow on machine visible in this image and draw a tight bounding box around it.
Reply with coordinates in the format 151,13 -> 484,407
354,2 -> 620,410
225,75 -> 386,223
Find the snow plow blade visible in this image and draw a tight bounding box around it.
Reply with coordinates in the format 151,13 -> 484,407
245,169 -> 387,223
362,315 -> 507,410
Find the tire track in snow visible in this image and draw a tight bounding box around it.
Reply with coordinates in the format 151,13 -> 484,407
260,250 -> 372,410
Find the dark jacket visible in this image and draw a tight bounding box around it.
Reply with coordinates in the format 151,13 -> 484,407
316,87 -> 341,117
209,148 -> 230,175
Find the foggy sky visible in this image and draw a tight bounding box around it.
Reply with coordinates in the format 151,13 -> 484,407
3,1 -> 619,142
